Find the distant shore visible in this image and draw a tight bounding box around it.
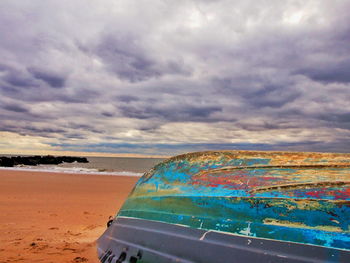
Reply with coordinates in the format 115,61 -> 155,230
0,169 -> 138,263
0,155 -> 88,167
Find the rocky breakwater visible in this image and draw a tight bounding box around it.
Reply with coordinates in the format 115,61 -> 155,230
0,156 -> 89,167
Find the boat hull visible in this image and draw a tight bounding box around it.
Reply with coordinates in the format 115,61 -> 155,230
97,151 -> 350,262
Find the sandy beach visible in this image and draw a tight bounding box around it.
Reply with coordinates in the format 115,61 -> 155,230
0,170 -> 139,263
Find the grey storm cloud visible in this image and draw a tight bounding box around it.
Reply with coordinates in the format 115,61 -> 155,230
4,74 -> 35,88
296,59 -> 350,84
119,104 -> 222,122
117,95 -> 139,103
28,68 -> 66,88
2,104 -> 29,113
244,84 -> 301,109
94,33 -> 192,82
0,0 -> 350,154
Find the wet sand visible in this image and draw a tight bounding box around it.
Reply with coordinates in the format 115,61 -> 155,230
0,170 -> 139,263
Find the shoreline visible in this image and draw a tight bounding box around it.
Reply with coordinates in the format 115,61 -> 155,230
0,169 -> 139,263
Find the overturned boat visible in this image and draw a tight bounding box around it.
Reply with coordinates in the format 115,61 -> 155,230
97,151 -> 350,262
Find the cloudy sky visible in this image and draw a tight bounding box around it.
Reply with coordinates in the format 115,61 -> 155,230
0,0 -> 349,156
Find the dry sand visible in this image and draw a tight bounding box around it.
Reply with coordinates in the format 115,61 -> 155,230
0,170 -> 139,263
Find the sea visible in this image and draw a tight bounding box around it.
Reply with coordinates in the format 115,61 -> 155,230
0,156 -> 166,177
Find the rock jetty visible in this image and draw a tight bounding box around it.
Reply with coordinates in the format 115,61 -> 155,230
0,156 -> 89,167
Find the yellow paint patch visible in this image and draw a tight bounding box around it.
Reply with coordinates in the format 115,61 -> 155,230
263,218 -> 345,233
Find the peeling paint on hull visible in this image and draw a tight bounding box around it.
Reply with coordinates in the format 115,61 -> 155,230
97,151 -> 350,262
